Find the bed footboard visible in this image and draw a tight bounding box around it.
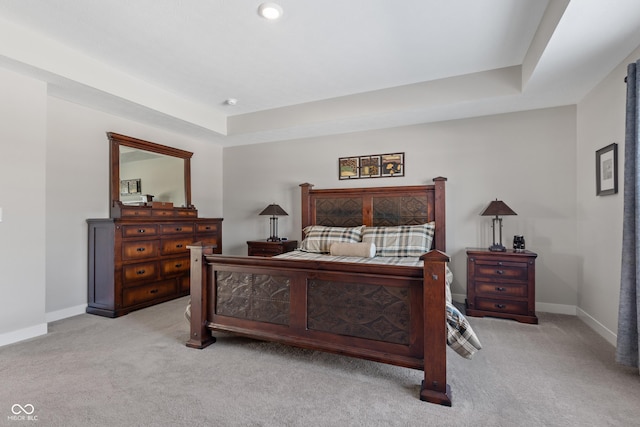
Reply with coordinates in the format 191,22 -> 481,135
186,243 -> 451,406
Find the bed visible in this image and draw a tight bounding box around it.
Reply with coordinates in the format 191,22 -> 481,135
186,177 -> 481,406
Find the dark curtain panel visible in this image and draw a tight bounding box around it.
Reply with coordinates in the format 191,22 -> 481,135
617,59 -> 640,373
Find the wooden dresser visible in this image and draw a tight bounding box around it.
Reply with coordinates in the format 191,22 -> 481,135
87,209 -> 222,317
466,248 -> 538,324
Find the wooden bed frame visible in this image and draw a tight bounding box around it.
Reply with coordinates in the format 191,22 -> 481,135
187,177 -> 452,405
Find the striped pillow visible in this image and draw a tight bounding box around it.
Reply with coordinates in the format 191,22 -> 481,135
300,225 -> 364,253
362,222 -> 435,257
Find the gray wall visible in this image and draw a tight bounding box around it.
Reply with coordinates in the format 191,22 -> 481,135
0,68 -> 47,340
575,45 -> 640,343
0,68 -> 223,345
223,106 -> 579,311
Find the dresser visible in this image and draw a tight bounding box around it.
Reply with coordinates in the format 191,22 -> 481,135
87,214 -> 222,318
466,248 -> 538,324
247,239 -> 298,257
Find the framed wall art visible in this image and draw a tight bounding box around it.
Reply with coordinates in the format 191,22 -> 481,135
338,152 -> 404,180
381,153 -> 404,177
596,143 -> 618,196
339,157 -> 359,179
120,178 -> 142,195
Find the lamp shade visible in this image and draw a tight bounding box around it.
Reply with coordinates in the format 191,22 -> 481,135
259,204 -> 288,216
480,200 -> 517,217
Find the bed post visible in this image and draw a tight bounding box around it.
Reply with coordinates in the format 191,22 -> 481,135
420,249 -> 452,406
186,242 -> 217,349
300,183 -> 314,231
433,177 -> 447,252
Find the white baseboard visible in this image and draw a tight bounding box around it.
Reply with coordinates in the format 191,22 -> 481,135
45,304 -> 87,323
577,307 -> 617,347
536,301 -> 577,315
0,323 -> 47,347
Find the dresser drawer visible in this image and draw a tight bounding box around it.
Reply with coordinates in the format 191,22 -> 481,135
474,282 -> 527,298
122,224 -> 158,238
122,240 -> 160,260
120,208 -> 152,218
123,280 -> 177,306
161,257 -> 190,275
474,297 -> 528,315
176,210 -> 197,217
160,223 -> 194,235
179,275 -> 190,293
122,262 -> 158,285
197,223 -> 219,233
154,209 -> 175,218
472,260 -> 528,282
161,238 -> 193,255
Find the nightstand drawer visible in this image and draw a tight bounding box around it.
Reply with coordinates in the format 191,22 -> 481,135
247,240 -> 298,257
473,261 -> 528,281
474,282 -> 527,298
249,246 -> 282,256
475,297 -> 528,315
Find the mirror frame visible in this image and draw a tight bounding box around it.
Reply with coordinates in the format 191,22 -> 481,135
108,132 -> 194,216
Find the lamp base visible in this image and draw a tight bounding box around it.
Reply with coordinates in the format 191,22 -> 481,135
267,237 -> 282,242
488,243 -> 506,252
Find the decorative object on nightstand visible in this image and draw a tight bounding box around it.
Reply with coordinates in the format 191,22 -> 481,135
513,235 -> 525,252
259,203 -> 288,242
480,199 -> 517,252
466,248 -> 538,324
247,240 -> 298,257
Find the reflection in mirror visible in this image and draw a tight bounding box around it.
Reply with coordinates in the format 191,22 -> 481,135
119,147 -> 186,206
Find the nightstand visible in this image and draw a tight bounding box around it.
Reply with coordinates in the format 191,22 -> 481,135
466,248 -> 538,324
247,240 -> 298,257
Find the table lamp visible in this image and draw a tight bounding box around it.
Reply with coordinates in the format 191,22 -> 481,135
481,199 -> 517,252
259,203 -> 288,242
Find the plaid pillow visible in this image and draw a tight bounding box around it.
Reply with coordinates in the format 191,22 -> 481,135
362,222 -> 435,257
300,225 -> 364,253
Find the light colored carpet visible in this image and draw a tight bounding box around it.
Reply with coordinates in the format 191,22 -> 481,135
1,296 -> 638,427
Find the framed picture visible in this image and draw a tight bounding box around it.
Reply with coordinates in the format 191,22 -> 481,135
120,178 -> 142,195
359,155 -> 381,178
339,157 -> 359,179
596,143 -> 618,196
381,153 -> 404,177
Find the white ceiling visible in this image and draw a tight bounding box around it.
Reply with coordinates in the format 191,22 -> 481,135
1,0 -> 640,147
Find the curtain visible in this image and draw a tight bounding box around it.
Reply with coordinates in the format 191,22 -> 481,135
617,60 -> 640,372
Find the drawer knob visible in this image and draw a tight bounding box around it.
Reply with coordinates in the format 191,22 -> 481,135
175,227 -> 182,231
136,247 -> 146,252
495,304 -> 506,309
150,289 -> 159,294
496,270 -> 504,275
176,244 -> 183,248
496,287 -> 506,292
136,270 -> 146,275
175,263 -> 182,268
497,261 -> 503,266
138,229 -> 146,233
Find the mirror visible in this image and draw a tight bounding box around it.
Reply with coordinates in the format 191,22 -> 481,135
108,132 -> 193,216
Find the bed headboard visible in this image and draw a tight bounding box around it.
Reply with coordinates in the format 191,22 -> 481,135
300,177 -> 446,252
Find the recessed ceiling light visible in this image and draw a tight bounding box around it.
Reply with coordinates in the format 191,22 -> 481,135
258,3 -> 283,20
225,98 -> 238,106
